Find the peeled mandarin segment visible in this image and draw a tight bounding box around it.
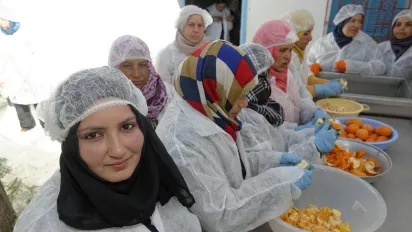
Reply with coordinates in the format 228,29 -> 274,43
312,225 -> 328,232
296,160 -> 311,169
366,158 -> 377,166
355,149 -> 367,158
350,168 -> 367,176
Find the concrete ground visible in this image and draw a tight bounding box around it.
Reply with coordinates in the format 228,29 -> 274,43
1,104 -> 410,231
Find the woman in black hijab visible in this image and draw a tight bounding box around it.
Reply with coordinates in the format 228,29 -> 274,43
14,67 -> 201,232
378,10 -> 412,78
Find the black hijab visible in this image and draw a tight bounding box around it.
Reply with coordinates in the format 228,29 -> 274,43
333,17 -> 353,49
57,106 -> 194,231
390,20 -> 412,61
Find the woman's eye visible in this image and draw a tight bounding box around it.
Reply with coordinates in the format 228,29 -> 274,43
139,63 -> 148,68
122,123 -> 135,131
85,132 -> 101,140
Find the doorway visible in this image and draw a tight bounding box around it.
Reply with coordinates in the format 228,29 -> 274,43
185,0 -> 244,45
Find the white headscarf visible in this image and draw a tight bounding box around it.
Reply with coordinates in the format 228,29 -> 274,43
174,5 -> 213,55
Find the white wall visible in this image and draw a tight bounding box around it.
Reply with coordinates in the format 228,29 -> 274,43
245,0 -> 328,43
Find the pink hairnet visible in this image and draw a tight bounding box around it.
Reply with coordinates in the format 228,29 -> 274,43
252,20 -> 299,49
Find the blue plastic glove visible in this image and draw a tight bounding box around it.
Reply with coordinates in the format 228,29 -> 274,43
313,80 -> 344,97
294,169 -> 313,190
297,119 -> 331,135
313,109 -> 330,121
315,122 -> 338,153
280,154 -> 315,169
295,119 -> 316,131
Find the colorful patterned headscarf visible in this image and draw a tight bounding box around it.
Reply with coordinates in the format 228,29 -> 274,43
175,40 -> 258,141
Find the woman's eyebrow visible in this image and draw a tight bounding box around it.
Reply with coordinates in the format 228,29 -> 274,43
78,116 -> 136,133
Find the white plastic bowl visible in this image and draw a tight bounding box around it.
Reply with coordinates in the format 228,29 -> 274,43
269,165 -> 387,232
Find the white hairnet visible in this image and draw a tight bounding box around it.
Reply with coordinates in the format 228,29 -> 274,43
108,35 -> 151,68
392,9 -> 412,26
252,20 -> 299,48
333,4 -> 364,25
280,9 -> 315,33
175,5 -> 213,31
239,43 -> 274,74
43,67 -> 148,142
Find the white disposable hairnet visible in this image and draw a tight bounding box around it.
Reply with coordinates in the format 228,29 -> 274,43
43,67 -> 148,142
280,9 -> 315,33
108,35 -> 151,68
175,5 -> 213,32
239,43 -> 274,74
333,4 -> 364,25
392,9 -> 412,26
252,20 -> 299,48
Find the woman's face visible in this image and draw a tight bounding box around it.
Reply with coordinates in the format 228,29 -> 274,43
118,59 -> 150,89
342,14 -> 363,38
296,29 -> 313,50
393,17 -> 412,40
183,15 -> 205,44
77,105 -> 144,183
271,44 -> 294,72
228,95 -> 248,119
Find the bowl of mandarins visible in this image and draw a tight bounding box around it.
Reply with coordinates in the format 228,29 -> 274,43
335,117 -> 398,150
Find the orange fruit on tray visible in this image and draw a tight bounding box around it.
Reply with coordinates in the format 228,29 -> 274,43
347,124 -> 359,134
362,124 -> 373,133
353,118 -> 363,127
376,136 -> 389,142
378,126 -> 392,137
374,126 -> 383,134
345,119 -> 354,126
356,129 -> 369,140
365,138 -> 375,142
347,134 -> 356,139
370,133 -> 378,140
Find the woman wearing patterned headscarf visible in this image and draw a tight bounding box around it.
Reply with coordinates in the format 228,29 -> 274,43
156,40 -> 314,232
109,35 -> 168,128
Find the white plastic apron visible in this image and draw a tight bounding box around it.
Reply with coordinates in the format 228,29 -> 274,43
270,71 -> 301,124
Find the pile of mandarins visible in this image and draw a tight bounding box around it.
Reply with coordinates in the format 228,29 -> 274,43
339,118 -> 392,142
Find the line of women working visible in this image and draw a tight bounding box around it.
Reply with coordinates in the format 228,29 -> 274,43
14,4 -> 410,232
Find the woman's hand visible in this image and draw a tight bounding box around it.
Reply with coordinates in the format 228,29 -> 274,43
225,16 -> 234,22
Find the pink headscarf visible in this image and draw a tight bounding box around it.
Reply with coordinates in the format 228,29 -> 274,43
252,20 -> 298,93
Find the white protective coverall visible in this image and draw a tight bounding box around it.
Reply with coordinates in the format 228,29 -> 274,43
205,4 -> 233,41
0,5 -> 51,105
156,96 -> 305,232
156,5 -> 212,100
13,172 -> 202,232
377,10 -> 412,78
307,4 -> 385,76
